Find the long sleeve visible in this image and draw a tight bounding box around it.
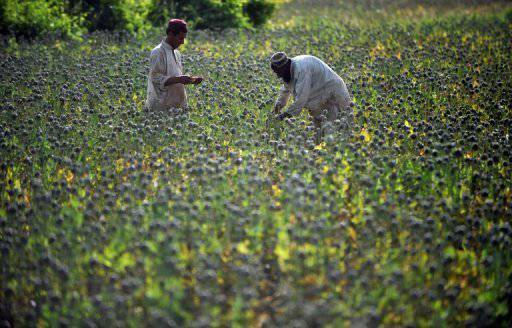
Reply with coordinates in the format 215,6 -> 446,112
149,50 -> 168,92
284,69 -> 312,116
275,84 -> 291,110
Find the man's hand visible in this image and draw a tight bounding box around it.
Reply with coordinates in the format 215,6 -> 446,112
177,75 -> 196,84
166,75 -> 201,85
165,75 -> 194,86
191,76 -> 203,84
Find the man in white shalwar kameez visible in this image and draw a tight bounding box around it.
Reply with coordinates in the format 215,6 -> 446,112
270,52 -> 353,141
145,19 -> 203,112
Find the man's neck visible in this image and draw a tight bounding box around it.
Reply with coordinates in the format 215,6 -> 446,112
164,38 -> 175,50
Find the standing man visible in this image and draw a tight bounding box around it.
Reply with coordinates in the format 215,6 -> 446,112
145,19 -> 203,112
270,52 -> 353,141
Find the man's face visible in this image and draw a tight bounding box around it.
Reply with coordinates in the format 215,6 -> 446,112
271,65 -> 282,78
272,64 -> 291,83
168,31 -> 187,48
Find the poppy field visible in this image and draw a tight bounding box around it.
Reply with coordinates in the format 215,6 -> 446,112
1,0 -> 511,326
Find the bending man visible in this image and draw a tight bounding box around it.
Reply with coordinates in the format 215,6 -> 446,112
271,52 -> 353,141
145,19 -> 203,112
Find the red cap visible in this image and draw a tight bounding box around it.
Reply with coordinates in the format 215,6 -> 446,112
166,19 -> 187,35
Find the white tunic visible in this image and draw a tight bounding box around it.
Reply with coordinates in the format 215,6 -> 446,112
275,55 -> 351,117
145,40 -> 187,111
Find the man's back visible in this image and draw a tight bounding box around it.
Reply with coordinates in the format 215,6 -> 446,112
288,55 -> 346,110
291,55 -> 342,88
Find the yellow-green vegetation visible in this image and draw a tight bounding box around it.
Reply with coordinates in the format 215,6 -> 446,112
1,0 -> 511,326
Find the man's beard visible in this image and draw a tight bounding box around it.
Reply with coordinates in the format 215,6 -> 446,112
282,73 -> 291,83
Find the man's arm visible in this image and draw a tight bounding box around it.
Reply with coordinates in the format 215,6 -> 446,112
274,84 -> 291,113
279,69 -> 312,118
149,50 -> 169,91
172,50 -> 203,85
164,75 -> 197,86
150,50 -> 199,88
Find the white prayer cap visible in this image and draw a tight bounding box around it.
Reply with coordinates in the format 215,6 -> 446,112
270,52 -> 288,68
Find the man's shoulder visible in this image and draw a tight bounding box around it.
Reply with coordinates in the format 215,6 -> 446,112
150,43 -> 164,56
292,55 -> 322,69
291,55 -> 315,73
294,56 -> 331,75
292,54 -> 318,60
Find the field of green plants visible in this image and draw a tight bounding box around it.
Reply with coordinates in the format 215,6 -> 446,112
1,0 -> 511,326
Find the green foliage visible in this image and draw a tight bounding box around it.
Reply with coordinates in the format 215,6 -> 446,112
71,0 -> 125,31
179,0 -> 247,29
506,7 -> 512,22
0,0 -> 83,38
146,0 -> 176,29
243,0 -> 276,26
0,0 -> 151,37
149,0 -> 276,30
68,0 -> 152,33
1,0 -> 276,38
